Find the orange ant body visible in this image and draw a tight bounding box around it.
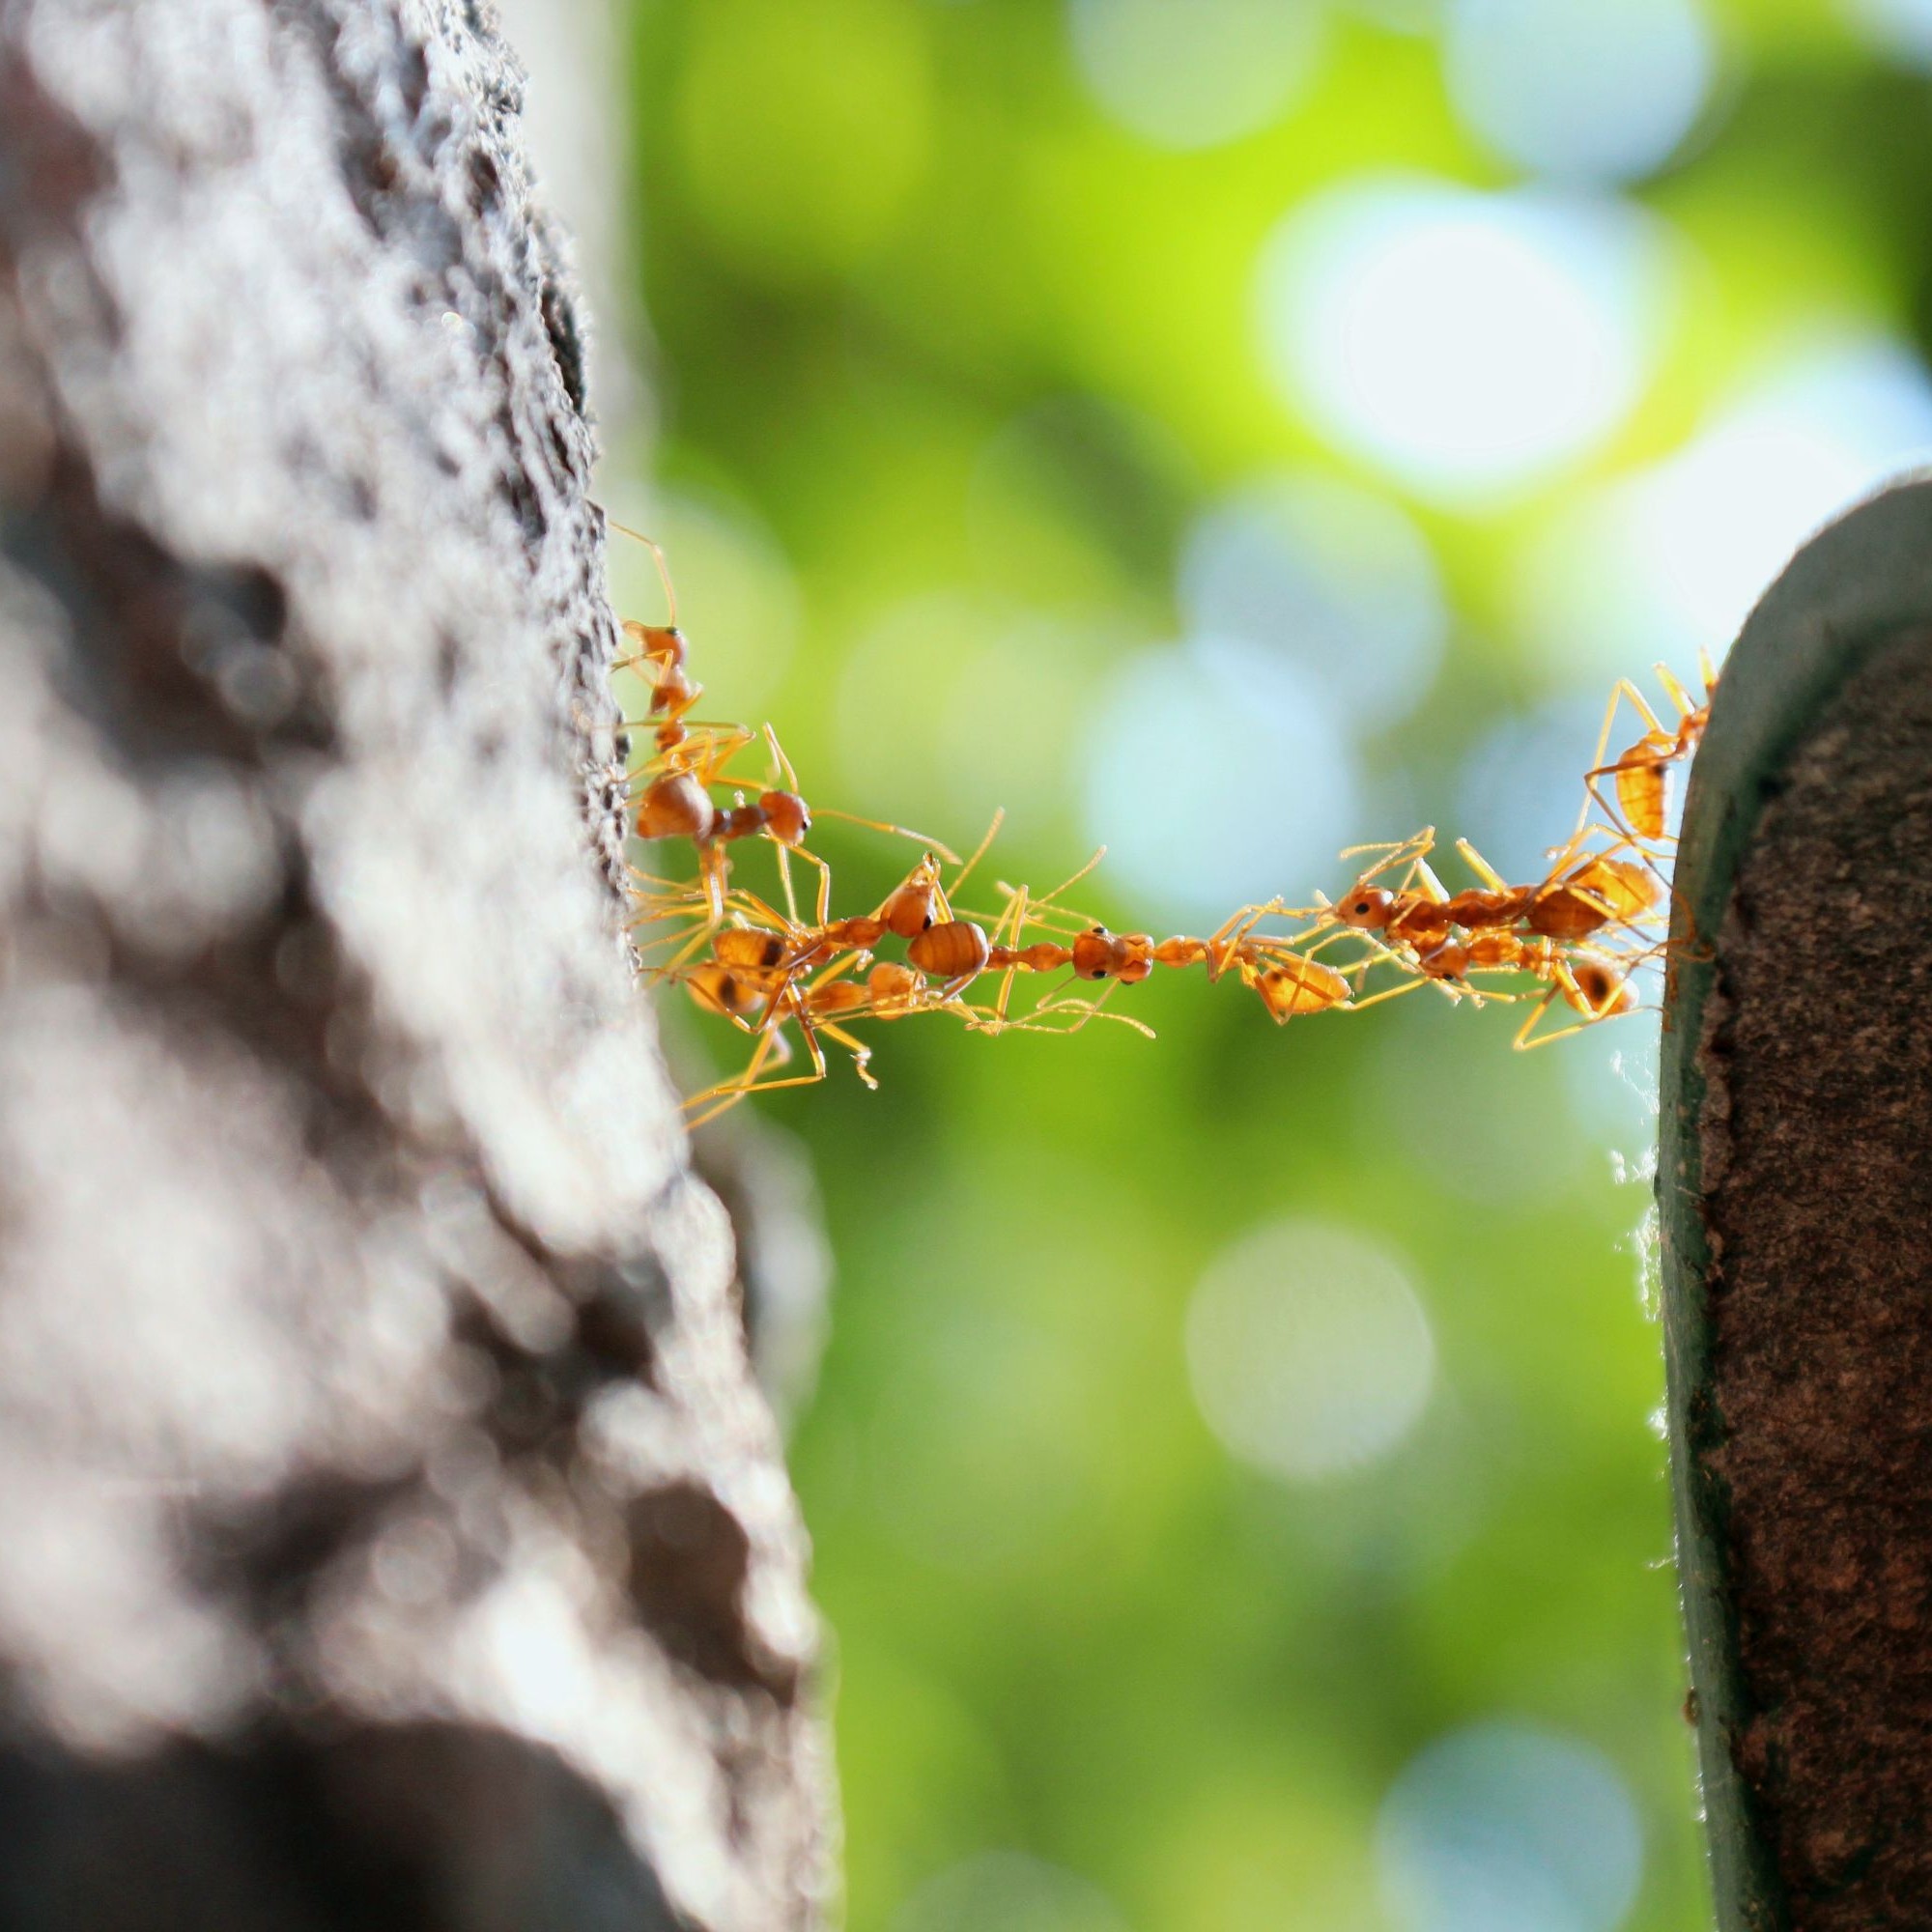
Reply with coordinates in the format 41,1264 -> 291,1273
606,528 -> 1702,1122
1581,654 -> 1718,845
605,516 -> 952,926
1327,828 -> 1661,956
1464,931 -> 1645,1046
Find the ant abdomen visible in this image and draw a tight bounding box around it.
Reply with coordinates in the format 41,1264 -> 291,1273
1567,959 -> 1635,1017
909,920 -> 991,980
636,773 -> 715,840
1526,887 -> 1610,941
686,962 -> 769,1022
714,927 -> 788,973
1252,958 -> 1350,1022
1439,888 -> 1527,928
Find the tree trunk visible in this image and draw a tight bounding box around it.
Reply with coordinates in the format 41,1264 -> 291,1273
1661,476 -> 1932,1931
0,3 -> 831,1927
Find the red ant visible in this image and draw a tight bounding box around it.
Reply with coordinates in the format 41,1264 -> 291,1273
1578,654 -> 1718,847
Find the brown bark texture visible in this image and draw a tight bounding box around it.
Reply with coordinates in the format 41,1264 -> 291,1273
1692,627 -> 1932,1928
0,3 -> 832,1927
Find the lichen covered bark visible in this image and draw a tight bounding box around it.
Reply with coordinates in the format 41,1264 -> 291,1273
0,2 -> 832,1925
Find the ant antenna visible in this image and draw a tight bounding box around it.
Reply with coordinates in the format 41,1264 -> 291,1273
599,506 -> 679,627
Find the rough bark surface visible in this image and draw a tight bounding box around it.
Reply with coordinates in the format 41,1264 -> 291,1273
1694,628 -> 1932,1928
0,3 -> 831,1928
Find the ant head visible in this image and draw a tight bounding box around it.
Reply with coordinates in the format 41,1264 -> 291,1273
759,789 -> 810,846
1338,887 -> 1393,929
1070,927 -> 1117,980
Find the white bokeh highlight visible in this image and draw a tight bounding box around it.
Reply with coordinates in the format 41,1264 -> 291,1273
1186,1219 -> 1435,1483
1513,333 -> 1932,685
1178,471 -> 1448,732
1068,0 -> 1326,150
1377,1720 -> 1644,1932
1850,0 -> 1932,68
1257,178 -> 1678,500
1443,0 -> 1717,183
1453,691 -> 1608,887
1080,635 -> 1359,925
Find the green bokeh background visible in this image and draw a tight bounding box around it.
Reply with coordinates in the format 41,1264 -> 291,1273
604,4 -> 1932,1926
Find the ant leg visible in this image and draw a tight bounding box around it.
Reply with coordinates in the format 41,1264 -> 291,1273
630,724 -> 758,788
1512,983 -> 1566,1050
812,806 -> 961,866
1333,827 -> 1439,901
697,842 -> 730,926
601,512 -> 680,625
1454,838 -> 1510,892
1029,988 -> 1157,1039
1345,970 -> 1430,1013
790,843 -> 835,929
762,722 -> 799,793
1571,681 -> 1671,841
683,1020 -> 788,1127
1032,847 -> 1108,916
807,953 -> 866,997
1338,825 -> 1435,868
774,843 -> 803,928
1652,662 -> 1697,723
1061,978 -> 1116,1034
1197,898 -> 1305,980
813,1016 -> 877,1091
1571,684 -> 1629,845
684,1009 -> 831,1128
1518,1007 -> 1616,1049
642,919 -> 725,981
948,809 -> 1006,900
994,883 -> 1029,1024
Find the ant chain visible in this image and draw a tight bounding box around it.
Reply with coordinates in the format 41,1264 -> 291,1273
606,518 -> 1704,1123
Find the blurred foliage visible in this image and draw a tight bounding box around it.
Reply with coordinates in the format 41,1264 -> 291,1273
610,2 -> 1932,1926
